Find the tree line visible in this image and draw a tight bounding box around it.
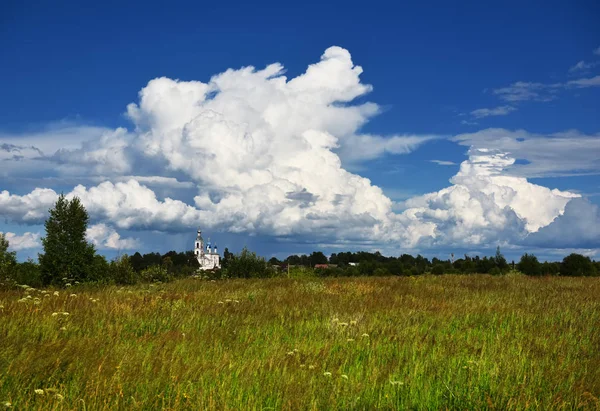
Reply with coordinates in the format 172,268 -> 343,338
1,196 -> 598,288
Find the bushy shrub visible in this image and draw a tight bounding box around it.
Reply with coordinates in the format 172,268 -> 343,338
109,255 -> 139,285
227,248 -> 273,278
373,267 -> 390,277
11,260 -> 43,288
141,265 -> 171,283
431,265 -> 445,275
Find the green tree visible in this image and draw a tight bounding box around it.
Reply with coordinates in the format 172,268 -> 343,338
561,253 -> 597,276
39,195 -> 97,285
495,246 -> 509,272
0,233 -> 17,279
517,253 -> 542,276
222,247 -> 234,269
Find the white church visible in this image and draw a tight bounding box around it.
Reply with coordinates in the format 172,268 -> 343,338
194,229 -> 221,270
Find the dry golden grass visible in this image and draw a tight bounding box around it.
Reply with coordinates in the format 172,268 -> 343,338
0,274 -> 599,410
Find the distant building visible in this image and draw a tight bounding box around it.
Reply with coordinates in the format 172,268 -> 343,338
348,262 -> 358,267
194,229 -> 220,270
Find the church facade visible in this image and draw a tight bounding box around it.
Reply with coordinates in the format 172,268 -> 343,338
194,229 -> 221,270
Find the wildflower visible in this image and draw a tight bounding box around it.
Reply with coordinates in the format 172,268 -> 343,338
69,294 -> 77,298
361,333 -> 369,338
390,380 -> 404,386
286,351 -> 294,356
234,300 -> 240,303
225,299 -> 231,303
300,364 -> 306,368
34,389 -> 45,395
350,320 -> 357,326
26,295 -> 32,299
3,401 -> 11,408
17,298 -> 27,303
338,322 -> 348,327
74,281 -> 80,284
332,317 -> 339,323
347,338 -> 355,342
54,393 -> 64,401
0,305 -> 3,310
62,312 -> 69,316
44,294 -> 50,298
293,348 -> 299,353
60,327 -> 67,331
323,372 -> 332,377
51,312 -> 58,317
308,365 -> 315,370
341,374 -> 349,380
217,301 -> 224,304
65,283 -> 72,287
53,291 -> 59,297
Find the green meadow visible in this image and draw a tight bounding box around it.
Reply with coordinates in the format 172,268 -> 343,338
1,274 -> 599,410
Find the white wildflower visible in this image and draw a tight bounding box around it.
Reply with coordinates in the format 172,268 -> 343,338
34,389 -> 45,395
341,374 -> 349,380
65,283 -> 72,287
323,372 -> 332,377
54,393 -> 64,401
361,333 -> 369,338
350,320 -> 357,326
338,322 -> 348,327
51,312 -> 58,317
3,401 -> 11,408
62,312 -> 69,316
53,291 -> 59,297
347,338 -> 355,342
60,327 -> 67,331
308,365 -> 315,370
69,294 -> 77,298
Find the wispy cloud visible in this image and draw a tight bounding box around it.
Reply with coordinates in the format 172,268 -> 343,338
492,81 -> 561,102
594,46 -> 600,56
470,105 -> 517,119
429,160 -> 456,166
569,60 -> 600,74
566,75 -> 600,88
492,75 -> 600,102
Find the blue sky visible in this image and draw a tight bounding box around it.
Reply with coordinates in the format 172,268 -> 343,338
1,0 -> 599,262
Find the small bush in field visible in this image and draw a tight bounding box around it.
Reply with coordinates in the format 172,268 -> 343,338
431,265 -> 445,275
140,265 -> 171,283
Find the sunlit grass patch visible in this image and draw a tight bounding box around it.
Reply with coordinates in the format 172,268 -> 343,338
0,275 -> 599,409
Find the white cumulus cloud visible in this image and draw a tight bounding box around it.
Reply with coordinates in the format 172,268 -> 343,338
1,232 -> 41,250
86,224 -> 139,250
0,47 -> 597,252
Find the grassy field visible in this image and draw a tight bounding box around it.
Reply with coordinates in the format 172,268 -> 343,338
0,274 -> 599,410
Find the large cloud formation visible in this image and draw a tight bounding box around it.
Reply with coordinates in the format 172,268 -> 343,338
0,46 -> 597,251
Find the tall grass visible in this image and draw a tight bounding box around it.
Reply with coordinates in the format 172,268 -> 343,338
1,275 -> 599,410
